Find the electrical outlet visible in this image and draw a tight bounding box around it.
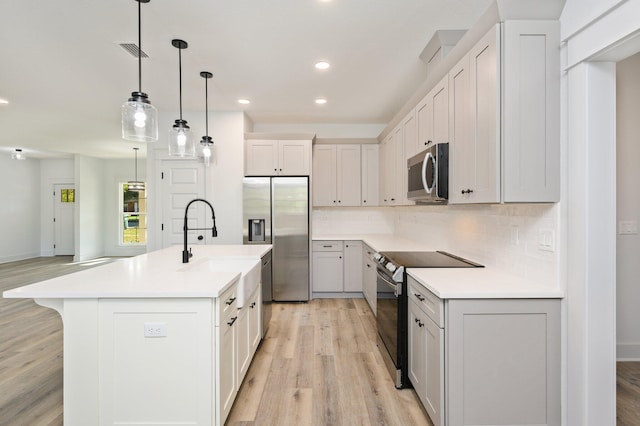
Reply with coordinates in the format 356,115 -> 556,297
618,220 -> 638,235
538,229 -> 556,252
144,322 -> 167,338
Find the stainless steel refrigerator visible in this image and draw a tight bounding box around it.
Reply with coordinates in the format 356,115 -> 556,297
243,177 -> 309,302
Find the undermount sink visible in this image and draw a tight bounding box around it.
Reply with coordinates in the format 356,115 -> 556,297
179,258 -> 260,307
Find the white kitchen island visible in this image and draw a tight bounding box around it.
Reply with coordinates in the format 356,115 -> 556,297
3,244 -> 271,426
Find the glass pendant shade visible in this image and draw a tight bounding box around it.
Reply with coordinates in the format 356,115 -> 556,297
201,136 -> 213,167
122,93 -> 158,142
199,71 -> 214,167
168,120 -> 194,157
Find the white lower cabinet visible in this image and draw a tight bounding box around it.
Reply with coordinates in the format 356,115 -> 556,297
407,275 -> 561,426
237,285 -> 262,386
312,240 -> 364,296
362,243 -> 377,314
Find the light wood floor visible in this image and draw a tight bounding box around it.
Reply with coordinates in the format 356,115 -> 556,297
2,257 -> 640,425
226,298 -> 431,426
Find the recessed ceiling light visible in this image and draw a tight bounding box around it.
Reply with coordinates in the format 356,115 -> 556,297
238,99 -> 250,105
315,98 -> 327,105
0,99 -> 8,105
315,61 -> 330,70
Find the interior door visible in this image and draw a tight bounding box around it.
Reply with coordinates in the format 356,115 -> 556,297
160,160 -> 206,248
54,183 -> 75,255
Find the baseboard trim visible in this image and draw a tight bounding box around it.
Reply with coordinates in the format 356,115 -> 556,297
617,343 -> 640,361
0,252 -> 41,265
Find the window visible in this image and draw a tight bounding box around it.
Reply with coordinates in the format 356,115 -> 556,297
120,183 -> 147,245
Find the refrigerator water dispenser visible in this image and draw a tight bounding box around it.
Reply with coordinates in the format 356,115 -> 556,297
248,219 -> 266,242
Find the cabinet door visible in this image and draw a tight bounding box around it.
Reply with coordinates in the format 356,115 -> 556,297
394,123 -> 409,205
448,53 -> 471,204
279,140 -> 311,175
312,251 -> 343,292
408,298 -> 427,403
416,93 -> 433,150
336,145 -> 362,206
362,244 -> 377,314
312,145 -> 337,206
245,140 -> 278,176
361,145 -> 379,206
468,24 -> 500,203
432,76 -> 449,145
380,134 -> 394,205
217,314 -> 237,425
343,241 -> 363,292
403,109 -> 418,158
423,313 -> 444,426
248,289 -> 261,355
236,307 -> 250,385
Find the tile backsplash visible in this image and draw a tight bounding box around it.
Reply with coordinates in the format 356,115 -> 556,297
313,203 -> 559,286
394,204 -> 559,285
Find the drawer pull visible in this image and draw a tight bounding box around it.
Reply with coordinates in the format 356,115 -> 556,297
323,245 -> 333,248
227,316 -> 238,327
414,318 -> 424,327
414,293 -> 425,302
225,297 -> 236,306
250,302 -> 256,309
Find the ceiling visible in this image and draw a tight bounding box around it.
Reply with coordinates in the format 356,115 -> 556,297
0,0 -> 492,159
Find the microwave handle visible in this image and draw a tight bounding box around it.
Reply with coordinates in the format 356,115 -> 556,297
422,151 -> 434,195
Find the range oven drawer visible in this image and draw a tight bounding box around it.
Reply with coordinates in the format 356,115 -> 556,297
408,275 -> 443,328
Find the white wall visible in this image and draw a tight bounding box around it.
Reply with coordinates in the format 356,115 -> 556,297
40,158 -> 74,256
0,156 -> 41,263
616,52 -> 640,360
75,155 -> 105,261
253,123 -> 385,139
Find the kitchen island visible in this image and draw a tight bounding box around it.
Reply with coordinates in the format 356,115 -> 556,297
3,244 -> 271,426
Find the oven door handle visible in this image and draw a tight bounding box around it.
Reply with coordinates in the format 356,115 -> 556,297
377,269 -> 400,296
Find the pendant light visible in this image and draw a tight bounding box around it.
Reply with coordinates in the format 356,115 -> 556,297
128,148 -> 145,192
168,39 -> 195,157
199,71 -> 214,167
122,0 -> 158,143
11,149 -> 26,160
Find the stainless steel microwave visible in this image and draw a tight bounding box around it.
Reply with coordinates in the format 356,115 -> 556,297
407,143 -> 449,203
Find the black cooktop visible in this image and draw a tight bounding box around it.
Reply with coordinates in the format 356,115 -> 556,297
380,251 -> 484,268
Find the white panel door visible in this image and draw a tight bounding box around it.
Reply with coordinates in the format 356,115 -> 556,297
312,145 -> 337,206
432,76 -> 449,145
279,140 -> 311,175
361,144 -> 379,206
54,183 -> 75,255
245,140 -> 278,176
336,144 -> 361,206
161,160 -> 206,248
449,54 -> 471,204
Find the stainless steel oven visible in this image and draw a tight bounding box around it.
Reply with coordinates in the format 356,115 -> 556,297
375,251 -> 483,389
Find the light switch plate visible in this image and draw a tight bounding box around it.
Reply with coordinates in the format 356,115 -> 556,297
618,220 -> 638,235
538,229 -> 555,252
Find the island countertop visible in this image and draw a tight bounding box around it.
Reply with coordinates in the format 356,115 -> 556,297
2,244 -> 272,299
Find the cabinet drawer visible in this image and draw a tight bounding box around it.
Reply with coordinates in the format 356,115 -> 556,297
312,241 -> 344,252
408,275 -> 443,328
215,280 -> 238,326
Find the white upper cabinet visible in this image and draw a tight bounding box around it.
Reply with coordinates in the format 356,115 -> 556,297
245,139 -> 311,176
449,21 -> 559,204
416,75 -> 449,153
403,109 -> 419,159
312,144 -> 361,207
361,144 -> 379,206
450,25 -> 500,204
501,21 -> 560,202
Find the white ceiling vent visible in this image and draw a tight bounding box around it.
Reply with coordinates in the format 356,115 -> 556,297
119,43 -> 148,58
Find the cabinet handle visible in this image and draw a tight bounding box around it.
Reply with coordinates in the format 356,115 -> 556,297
279,168 -> 282,171
338,200 -> 341,203
414,318 -> 424,327
274,168 -> 277,171
225,297 -> 236,305
414,293 -> 425,302
363,200 -> 367,203
425,140 -> 432,146
339,256 -> 342,259
461,189 -> 474,195
250,302 -> 256,308
323,245 -> 332,248
391,198 -> 395,201
227,316 -> 238,326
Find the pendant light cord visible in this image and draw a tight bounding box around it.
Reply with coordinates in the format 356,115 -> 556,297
137,0 -> 142,93
205,76 -> 209,137
178,48 -> 183,120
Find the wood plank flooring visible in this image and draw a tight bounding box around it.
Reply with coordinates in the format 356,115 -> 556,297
226,298 -> 432,426
2,257 -> 640,425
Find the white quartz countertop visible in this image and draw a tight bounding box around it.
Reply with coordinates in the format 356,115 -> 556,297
3,244 -> 272,299
313,234 -> 434,252
313,234 -> 563,299
408,267 -> 563,299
